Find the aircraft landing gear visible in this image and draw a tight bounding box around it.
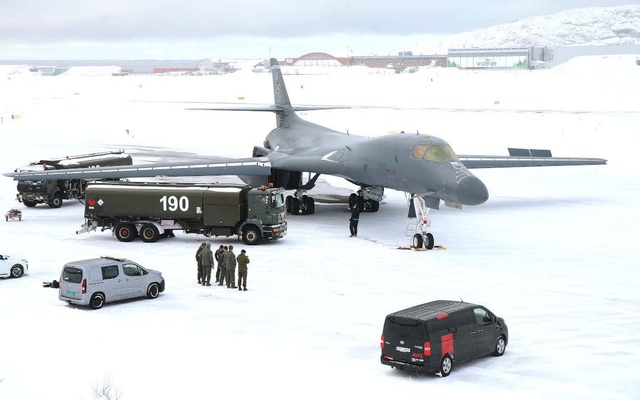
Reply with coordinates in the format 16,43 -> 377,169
286,192 -> 315,215
408,195 -> 435,250
348,188 -> 382,212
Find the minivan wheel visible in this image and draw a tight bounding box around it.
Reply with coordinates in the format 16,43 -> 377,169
10,265 -> 24,278
439,355 -> 453,377
146,283 -> 160,299
90,293 -> 106,309
493,335 -> 507,356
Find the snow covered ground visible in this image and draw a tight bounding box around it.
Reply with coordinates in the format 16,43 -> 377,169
0,56 -> 639,400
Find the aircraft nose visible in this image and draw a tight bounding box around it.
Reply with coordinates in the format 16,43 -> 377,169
456,175 -> 489,206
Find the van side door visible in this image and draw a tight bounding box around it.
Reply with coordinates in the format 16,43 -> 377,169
473,307 -> 496,356
100,264 -> 126,301
452,309 -> 478,363
121,263 -> 147,298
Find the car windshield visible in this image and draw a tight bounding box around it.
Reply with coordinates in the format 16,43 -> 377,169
272,193 -> 285,208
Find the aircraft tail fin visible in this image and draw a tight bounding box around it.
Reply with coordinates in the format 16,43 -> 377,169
270,58 -> 299,127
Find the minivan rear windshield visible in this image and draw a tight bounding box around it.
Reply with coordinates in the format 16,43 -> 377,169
63,267 -> 83,283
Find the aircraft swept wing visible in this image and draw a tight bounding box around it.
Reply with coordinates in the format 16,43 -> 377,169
3,58 -> 606,249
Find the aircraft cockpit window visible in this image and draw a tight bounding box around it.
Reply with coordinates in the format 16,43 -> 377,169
443,145 -> 459,160
424,145 -> 449,163
412,143 -> 431,159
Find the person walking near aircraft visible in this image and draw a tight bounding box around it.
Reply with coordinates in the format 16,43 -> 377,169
349,207 -> 360,237
201,243 -> 214,286
225,245 -> 237,289
218,245 -> 228,286
236,249 -> 250,291
195,242 -> 206,284
214,245 -> 224,283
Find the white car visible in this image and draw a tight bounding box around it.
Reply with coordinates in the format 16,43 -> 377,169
0,254 -> 29,278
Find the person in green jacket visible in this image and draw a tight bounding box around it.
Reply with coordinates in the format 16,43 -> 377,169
195,242 -> 206,284
200,243 -> 214,286
236,249 -> 250,291
224,245 -> 237,289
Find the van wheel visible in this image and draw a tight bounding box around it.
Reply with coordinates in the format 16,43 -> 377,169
493,335 -> 507,356
242,226 -> 261,245
90,293 -> 106,309
439,355 -> 453,377
140,223 -> 160,243
146,283 -> 160,299
10,265 -> 24,278
115,222 -> 137,242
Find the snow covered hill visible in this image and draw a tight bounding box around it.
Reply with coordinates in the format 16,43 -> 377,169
413,5 -> 640,54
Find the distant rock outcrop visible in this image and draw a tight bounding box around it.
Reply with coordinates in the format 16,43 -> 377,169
413,5 -> 640,54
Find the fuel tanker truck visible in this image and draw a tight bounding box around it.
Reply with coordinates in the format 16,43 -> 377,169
14,150 -> 132,208
77,181 -> 287,245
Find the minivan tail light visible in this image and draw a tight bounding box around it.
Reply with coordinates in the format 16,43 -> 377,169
424,341 -> 431,356
380,335 -> 384,348
82,279 -> 87,294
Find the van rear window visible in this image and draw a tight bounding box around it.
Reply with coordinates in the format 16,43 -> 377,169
63,267 -> 83,283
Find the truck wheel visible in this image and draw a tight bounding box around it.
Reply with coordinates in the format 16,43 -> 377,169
412,233 -> 423,249
48,193 -> 63,208
140,223 -> 160,243
90,293 -> 106,309
115,222 -> 137,242
23,200 -> 37,208
439,355 -> 453,377
425,233 -> 434,250
146,283 -> 160,299
242,226 -> 261,245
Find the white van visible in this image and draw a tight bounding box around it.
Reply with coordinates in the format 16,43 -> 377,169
57,256 -> 165,309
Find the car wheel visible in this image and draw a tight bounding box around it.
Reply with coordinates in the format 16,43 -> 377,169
439,355 -> 453,377
115,222 -> 137,242
493,335 -> 507,356
146,283 -> 160,299
10,265 -> 24,278
140,223 -> 160,243
90,293 -> 106,309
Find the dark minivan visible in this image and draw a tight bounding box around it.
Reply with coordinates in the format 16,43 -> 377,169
380,300 -> 508,377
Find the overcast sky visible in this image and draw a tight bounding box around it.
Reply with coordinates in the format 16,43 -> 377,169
0,1 -> 637,59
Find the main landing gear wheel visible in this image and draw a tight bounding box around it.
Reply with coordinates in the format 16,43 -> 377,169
115,222 -> 137,242
301,195 -> 315,215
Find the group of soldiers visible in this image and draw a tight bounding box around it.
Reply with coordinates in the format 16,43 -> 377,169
196,243 -> 250,291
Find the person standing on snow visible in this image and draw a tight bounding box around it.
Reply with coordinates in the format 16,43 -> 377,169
236,249 -> 250,291
225,245 -> 237,289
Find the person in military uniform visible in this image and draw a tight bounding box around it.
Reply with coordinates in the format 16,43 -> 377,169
236,249 -> 250,291
218,245 -> 228,286
200,243 -> 214,286
224,245 -> 237,289
195,242 -> 206,284
214,245 -> 224,283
